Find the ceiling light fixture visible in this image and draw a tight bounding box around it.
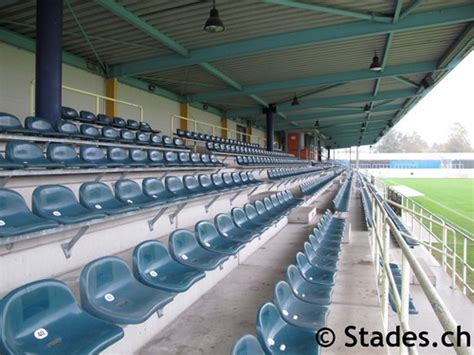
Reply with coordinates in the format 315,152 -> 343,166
370,52 -> 383,72
363,103 -> 371,112
291,94 -> 300,106
204,0 -> 225,33
314,120 -> 319,127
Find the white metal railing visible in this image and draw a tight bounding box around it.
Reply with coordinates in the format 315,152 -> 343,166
29,80 -> 144,121
359,173 -> 470,355
170,114 -> 264,146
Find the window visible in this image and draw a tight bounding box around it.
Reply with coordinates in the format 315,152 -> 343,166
236,124 -> 247,142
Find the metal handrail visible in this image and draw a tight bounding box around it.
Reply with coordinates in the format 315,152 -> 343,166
29,79 -> 144,121
171,114 -> 265,145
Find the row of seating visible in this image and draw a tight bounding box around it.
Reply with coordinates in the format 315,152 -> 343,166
0,141 -> 222,170
0,171 -> 260,237
231,210 -> 347,355
0,191 -> 300,354
359,178 -> 373,229
300,172 -> 340,196
387,263 -> 418,314
206,142 -> 292,158
332,174 -> 353,212
62,106 -> 159,132
267,166 -> 323,180
236,155 -> 303,167
0,113 -> 184,148
176,128 -> 259,148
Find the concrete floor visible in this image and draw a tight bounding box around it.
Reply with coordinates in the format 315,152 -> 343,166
140,185 -> 385,355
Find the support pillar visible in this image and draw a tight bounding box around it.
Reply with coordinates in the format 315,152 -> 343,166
35,0 -> 63,124
105,78 -> 118,117
179,103 -> 189,130
327,147 -> 331,160
264,104 -> 276,151
246,120 -> 252,144
221,117 -> 228,138
317,139 -> 322,162
356,146 -> 360,168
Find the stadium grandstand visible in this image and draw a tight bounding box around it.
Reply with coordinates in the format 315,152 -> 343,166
0,1 -> 473,354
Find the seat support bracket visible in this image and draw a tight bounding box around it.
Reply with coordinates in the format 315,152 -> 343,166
0,176 -> 11,188
94,172 -> 106,182
61,226 -> 89,259
205,194 -> 221,213
169,203 -> 187,224
148,206 -> 169,231
229,190 -> 242,205
247,185 -> 259,197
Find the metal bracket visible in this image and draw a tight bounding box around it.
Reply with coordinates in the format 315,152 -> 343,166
157,309 -> 164,318
219,263 -> 224,270
0,176 -> 11,188
259,168 -> 265,174
117,171 -> 129,181
215,168 -> 222,174
230,190 -> 242,205
277,181 -> 285,188
4,242 -> 14,251
159,172 -> 169,179
247,185 -> 259,197
205,194 -> 221,213
169,203 -> 187,224
147,207 -> 169,231
268,183 -> 276,190
94,172 -> 106,182
61,226 -> 89,259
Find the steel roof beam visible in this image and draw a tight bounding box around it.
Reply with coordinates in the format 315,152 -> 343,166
278,115 -> 394,131
188,61 -> 438,102
110,4 -> 474,76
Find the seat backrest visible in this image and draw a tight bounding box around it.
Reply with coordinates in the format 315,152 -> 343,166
80,256 -> 134,302
80,182 -> 115,208
211,173 -> 225,188
140,122 -> 152,131
61,106 -> 78,120
120,129 -> 136,141
296,252 -> 311,273
206,142 -> 214,150
270,195 -> 280,208
254,201 -> 268,216
198,174 -> 213,190
0,279 -> 81,352
80,124 -> 100,137
178,152 -> 191,164
114,179 -> 142,201
231,207 -> 249,227
183,175 -> 200,192
164,151 -> 178,164
133,240 -> 172,278
256,303 -> 286,349
214,213 -> 235,234
200,154 -> 210,165
136,131 -> 151,142
80,146 -> 107,162
79,110 -> 96,122
46,143 -> 78,163
142,178 -> 166,198
150,133 -> 162,144
173,137 -> 184,147
127,119 -> 139,130
286,264 -> 304,290
6,141 -> 44,161
102,127 -> 119,140
231,172 -> 242,185
165,176 -> 185,195
210,155 -> 220,164
57,119 -> 79,135
240,172 -> 249,183
263,197 -> 274,211
274,281 -> 294,311
176,129 -> 186,137
190,153 -> 201,164
24,116 -> 55,133
195,220 -> 219,245
148,150 -> 164,163
130,149 -> 147,163
169,229 -> 199,261
97,114 -> 112,125
244,203 -> 259,221
0,188 -> 32,218
162,135 -> 173,145
32,185 -> 78,215
107,147 -> 129,162
222,173 -> 234,186
113,116 -> 126,127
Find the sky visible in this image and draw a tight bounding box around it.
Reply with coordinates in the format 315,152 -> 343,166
394,50 -> 474,145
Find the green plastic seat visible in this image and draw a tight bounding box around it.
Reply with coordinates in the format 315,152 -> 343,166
107,147 -> 145,167
148,150 -> 165,166
96,114 -> 112,126
309,233 -> 341,252
164,176 -> 188,200
183,175 -> 206,196
6,141 -> 64,168
178,152 -> 192,166
0,112 -> 28,133
56,119 -> 89,139
80,124 -> 101,140
0,153 -> 23,170
164,151 -> 179,166
0,188 -> 58,237
80,146 -> 124,168
80,256 -> 175,324
304,242 -> 339,272
46,143 -> 96,168
133,240 -> 205,292
119,129 -> 136,143
112,116 -> 126,128
102,127 -> 120,141
136,131 -> 151,145
78,110 -> 97,123
32,185 -> 106,224
198,174 -> 215,192
114,179 -> 163,208
257,303 -> 320,355
211,173 -> 227,190
142,178 -> 174,202
169,229 -> 229,271
130,149 -> 149,166
0,279 -> 124,355
231,207 -> 268,233
214,213 -> 256,242
80,182 -> 140,215
296,253 -> 336,286
190,153 -> 204,166
286,265 -> 333,305
243,203 -> 269,227
274,281 -> 329,331
61,106 -> 79,120
231,335 -> 265,355
195,220 -> 245,255
24,116 -> 66,137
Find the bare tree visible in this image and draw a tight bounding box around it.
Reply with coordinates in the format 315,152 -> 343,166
441,122 -> 473,152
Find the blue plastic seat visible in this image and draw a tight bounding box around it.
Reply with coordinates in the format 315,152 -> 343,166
102,127 -> 120,141
80,146 -> 124,168
119,129 -> 136,143
178,152 -> 192,166
190,153 -> 203,166
231,207 -> 268,233
183,175 -> 206,196
78,111 -> 97,123
164,176 -> 188,200
0,188 -> 58,237
32,185 -> 106,224
136,131 -> 151,145
150,133 -> 162,145
222,173 -> 237,189
304,242 -> 339,272
0,279 -> 124,355
231,334 -> 265,355
61,106 -> 79,120
148,150 -> 165,166
112,116 -> 126,128
114,179 -> 163,208
195,220 -> 245,255
127,119 -> 139,130
296,253 -> 336,286
0,112 -> 28,133
47,143 -> 96,168
107,147 -> 143,167
254,201 -> 277,223
6,141 -> 64,168
133,240 -> 205,292
176,128 -> 186,137
56,119 -> 89,139
214,213 -> 256,242
142,178 -> 174,202
96,114 -> 112,126
257,303 -> 320,355
169,229 -> 229,270
80,182 -> 140,215
164,151 -> 179,166
263,197 -> 282,218
211,173 -> 227,190
243,203 -> 269,227
80,124 -> 101,140
286,265 -> 333,305
24,116 -> 66,137
309,233 -> 341,252
80,256 -> 175,324
210,154 -> 223,166
274,281 -> 329,331
231,172 -> 244,186
130,149 -> 149,166
200,154 -> 212,166
198,174 -> 215,193
0,153 -> 23,169
162,135 -> 174,147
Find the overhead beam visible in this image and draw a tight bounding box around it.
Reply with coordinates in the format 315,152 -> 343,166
277,114 -> 395,130
261,0 -> 392,23
110,5 -> 474,76
228,88 -> 421,117
188,61 -> 438,102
